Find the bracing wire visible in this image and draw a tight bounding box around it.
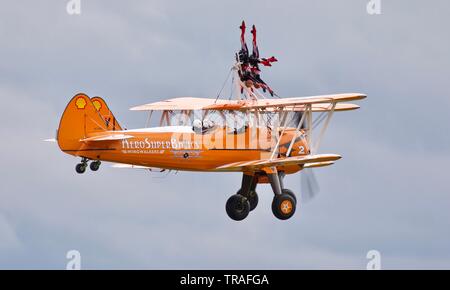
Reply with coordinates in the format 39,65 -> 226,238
215,68 -> 233,103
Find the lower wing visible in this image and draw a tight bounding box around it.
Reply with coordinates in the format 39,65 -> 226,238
215,154 -> 341,171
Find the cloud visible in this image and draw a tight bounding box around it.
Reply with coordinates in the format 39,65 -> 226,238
0,214 -> 22,253
0,0 -> 449,269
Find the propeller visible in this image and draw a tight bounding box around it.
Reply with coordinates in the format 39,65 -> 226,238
300,168 -> 320,202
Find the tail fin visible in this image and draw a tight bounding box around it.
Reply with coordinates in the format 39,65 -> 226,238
57,93 -> 108,151
91,96 -> 123,131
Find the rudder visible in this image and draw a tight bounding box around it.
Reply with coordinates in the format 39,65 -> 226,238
90,96 -> 123,131
57,93 -> 108,151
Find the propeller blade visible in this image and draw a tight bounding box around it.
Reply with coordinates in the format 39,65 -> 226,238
300,168 -> 320,202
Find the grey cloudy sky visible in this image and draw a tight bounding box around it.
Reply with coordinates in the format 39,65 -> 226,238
1,0 -> 450,269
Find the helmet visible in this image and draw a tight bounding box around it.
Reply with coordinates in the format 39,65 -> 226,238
203,119 -> 213,128
193,119 -> 202,129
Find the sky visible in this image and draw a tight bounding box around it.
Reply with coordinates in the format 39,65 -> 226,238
0,0 -> 450,269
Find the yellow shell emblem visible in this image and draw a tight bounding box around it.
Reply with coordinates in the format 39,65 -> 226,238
75,97 -> 87,109
93,100 -> 102,111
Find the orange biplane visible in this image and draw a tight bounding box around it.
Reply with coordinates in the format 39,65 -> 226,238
52,23 -> 366,221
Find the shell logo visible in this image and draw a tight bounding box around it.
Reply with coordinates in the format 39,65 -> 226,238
93,100 -> 102,111
75,97 -> 87,109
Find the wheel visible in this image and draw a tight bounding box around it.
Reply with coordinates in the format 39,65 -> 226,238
247,190 -> 258,211
90,161 -> 101,171
237,189 -> 259,211
282,188 -> 297,203
75,163 -> 86,174
226,194 -> 250,221
272,193 -> 296,220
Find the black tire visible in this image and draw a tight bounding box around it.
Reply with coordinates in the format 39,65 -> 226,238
75,163 -> 86,174
247,190 -> 259,211
237,189 -> 259,211
282,189 -> 297,203
90,161 -> 101,171
272,193 -> 296,220
226,194 -> 250,221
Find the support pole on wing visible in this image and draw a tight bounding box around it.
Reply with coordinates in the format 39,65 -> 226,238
312,102 -> 336,154
306,104 -> 312,149
145,110 -> 153,128
269,109 -> 289,160
286,105 -> 308,157
232,64 -> 242,100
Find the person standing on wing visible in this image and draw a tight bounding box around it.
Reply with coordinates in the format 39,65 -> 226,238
249,24 -> 278,96
237,21 -> 254,89
236,21 -> 278,96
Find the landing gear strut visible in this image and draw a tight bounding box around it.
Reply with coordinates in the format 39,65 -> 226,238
237,174 -> 259,211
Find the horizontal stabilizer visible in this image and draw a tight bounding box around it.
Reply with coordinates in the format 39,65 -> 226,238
80,134 -> 133,142
216,154 -> 341,171
43,138 -> 56,142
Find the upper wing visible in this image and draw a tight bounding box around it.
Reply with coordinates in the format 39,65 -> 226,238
130,97 -> 232,111
207,102 -> 361,112
205,93 -> 366,110
215,154 -> 341,171
129,93 -> 366,112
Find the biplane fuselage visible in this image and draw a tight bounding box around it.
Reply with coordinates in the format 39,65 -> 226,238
61,125 -> 309,174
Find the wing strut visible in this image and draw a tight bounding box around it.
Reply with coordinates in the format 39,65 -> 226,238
312,102 -> 336,153
286,104 -> 309,156
269,109 -> 290,160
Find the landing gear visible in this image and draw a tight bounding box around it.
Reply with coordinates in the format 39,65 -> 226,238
272,193 -> 296,220
225,171 -> 298,221
237,189 -> 258,211
247,190 -> 259,211
226,194 -> 250,221
75,157 -> 88,174
268,170 -> 297,220
226,174 -> 258,220
75,158 -> 101,174
281,188 -> 297,203
75,163 -> 87,174
90,160 -> 101,171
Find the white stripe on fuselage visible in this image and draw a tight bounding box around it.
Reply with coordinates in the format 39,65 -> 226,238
120,126 -> 195,134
